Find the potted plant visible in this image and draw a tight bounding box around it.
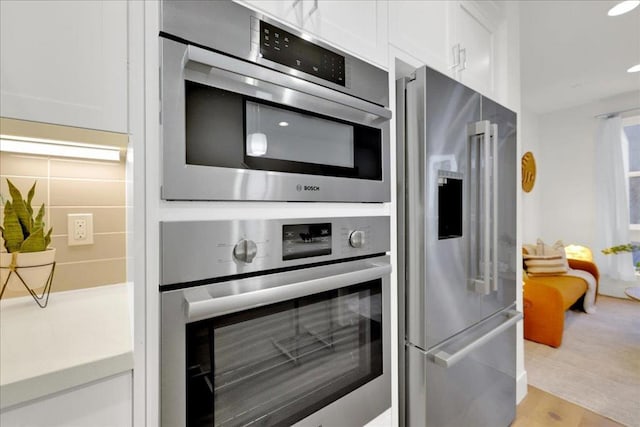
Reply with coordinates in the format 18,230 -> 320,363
602,243 -> 640,274
0,179 -> 55,297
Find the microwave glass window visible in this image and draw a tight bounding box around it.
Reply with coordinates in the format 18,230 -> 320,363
185,81 -> 245,169
185,280 -> 383,427
184,80 -> 382,180
245,101 -> 355,168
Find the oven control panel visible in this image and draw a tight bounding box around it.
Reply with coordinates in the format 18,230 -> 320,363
282,223 -> 332,261
160,216 -> 389,286
349,230 -> 365,248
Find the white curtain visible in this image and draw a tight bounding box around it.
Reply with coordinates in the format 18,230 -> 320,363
595,116 -> 636,281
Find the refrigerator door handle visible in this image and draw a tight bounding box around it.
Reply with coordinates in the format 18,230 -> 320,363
491,123 -> 499,292
432,309 -> 522,368
467,120 -> 491,295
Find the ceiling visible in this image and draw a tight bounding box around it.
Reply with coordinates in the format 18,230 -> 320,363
520,0 -> 640,114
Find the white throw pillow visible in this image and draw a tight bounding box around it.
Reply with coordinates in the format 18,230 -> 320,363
523,239 -> 569,275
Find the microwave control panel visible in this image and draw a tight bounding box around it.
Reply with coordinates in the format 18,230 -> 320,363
259,20 -> 345,86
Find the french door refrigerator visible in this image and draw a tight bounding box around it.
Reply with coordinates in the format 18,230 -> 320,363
397,65 -> 522,426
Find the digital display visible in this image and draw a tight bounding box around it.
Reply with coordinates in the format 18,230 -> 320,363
283,223 -> 332,260
260,21 -> 346,86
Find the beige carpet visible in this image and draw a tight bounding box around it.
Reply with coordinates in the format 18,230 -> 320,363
524,295 -> 640,426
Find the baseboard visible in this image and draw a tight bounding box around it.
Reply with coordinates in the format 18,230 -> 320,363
598,275 -> 639,299
516,370 -> 528,404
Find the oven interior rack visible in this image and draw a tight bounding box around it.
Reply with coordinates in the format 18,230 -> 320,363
271,324 -> 338,366
210,323 -> 358,392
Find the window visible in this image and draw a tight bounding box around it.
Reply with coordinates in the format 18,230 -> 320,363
623,116 -> 640,229
622,116 -> 640,273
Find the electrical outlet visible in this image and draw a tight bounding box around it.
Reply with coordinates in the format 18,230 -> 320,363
68,213 -> 94,246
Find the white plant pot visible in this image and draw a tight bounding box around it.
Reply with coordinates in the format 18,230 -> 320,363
0,248 -> 56,292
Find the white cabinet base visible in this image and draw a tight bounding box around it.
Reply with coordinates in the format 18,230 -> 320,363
0,372 -> 132,427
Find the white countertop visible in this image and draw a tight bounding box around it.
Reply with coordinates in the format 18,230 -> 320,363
0,283 -> 134,410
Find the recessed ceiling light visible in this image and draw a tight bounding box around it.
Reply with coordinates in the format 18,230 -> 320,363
628,63 -> 640,73
278,121 -> 289,127
608,0 -> 640,16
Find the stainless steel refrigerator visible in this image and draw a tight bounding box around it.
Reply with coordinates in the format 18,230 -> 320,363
397,65 -> 522,426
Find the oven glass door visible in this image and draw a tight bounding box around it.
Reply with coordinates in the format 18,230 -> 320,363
185,81 -> 382,180
185,279 -> 382,427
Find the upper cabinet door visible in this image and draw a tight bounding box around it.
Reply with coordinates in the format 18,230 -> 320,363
303,0 -> 388,69
0,1 -> 127,134
450,1 -> 502,96
389,1 -> 453,77
236,0 -> 388,69
238,0 -> 304,29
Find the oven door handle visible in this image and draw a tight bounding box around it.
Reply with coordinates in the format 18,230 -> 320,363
185,44 -> 392,121
184,261 -> 391,322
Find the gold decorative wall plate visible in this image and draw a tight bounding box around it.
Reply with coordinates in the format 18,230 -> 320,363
521,151 -> 536,192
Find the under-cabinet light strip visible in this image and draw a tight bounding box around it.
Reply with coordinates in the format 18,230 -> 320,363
0,136 -> 121,161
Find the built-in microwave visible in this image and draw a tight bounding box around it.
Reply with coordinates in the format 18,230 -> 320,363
160,0 -> 391,202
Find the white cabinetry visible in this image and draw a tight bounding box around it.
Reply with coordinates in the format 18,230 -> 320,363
389,1 -> 452,76
237,0 -> 388,69
450,1 -> 502,97
0,0 -> 127,134
389,0 -> 505,97
0,372 -> 132,427
239,0 -> 302,28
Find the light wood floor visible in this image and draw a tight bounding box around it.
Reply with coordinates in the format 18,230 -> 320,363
513,386 -> 623,427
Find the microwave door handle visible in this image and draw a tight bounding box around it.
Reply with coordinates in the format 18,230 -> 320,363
183,44 -> 392,121
467,120 -> 491,295
184,262 -> 392,322
491,123 -> 499,292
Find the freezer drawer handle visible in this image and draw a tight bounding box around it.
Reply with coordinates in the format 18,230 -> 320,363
432,309 -> 522,368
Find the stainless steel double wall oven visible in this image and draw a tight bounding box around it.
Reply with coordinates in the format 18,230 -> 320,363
161,217 -> 391,427
160,0 -> 391,202
159,1 -> 392,426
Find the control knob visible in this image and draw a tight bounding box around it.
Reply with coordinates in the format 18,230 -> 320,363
349,230 -> 365,248
233,239 -> 258,263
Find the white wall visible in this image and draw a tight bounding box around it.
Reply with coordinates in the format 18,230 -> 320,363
531,90 -> 640,251
503,0 -> 528,405
521,109 -> 542,244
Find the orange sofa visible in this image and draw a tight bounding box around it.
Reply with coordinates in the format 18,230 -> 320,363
523,258 -> 599,347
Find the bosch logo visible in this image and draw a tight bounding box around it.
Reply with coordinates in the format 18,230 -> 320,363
296,185 -> 320,192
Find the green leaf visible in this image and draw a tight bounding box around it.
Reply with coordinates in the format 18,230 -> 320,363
44,227 -> 52,248
26,182 -> 36,217
20,227 -> 46,253
1,201 -> 24,252
602,243 -> 640,255
6,179 -> 32,237
34,203 -> 45,231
